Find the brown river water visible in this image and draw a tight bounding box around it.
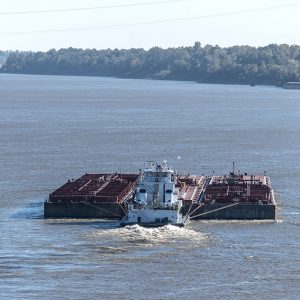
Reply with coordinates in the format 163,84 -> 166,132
0,74 -> 299,299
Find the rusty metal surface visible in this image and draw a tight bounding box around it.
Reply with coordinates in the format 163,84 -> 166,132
204,174 -> 273,204
49,173 -> 138,203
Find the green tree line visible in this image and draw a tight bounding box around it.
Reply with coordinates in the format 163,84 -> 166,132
0,51 -> 10,67
1,43 -> 300,85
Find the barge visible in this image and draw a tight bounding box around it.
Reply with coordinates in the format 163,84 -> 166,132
185,172 -> 275,220
44,173 -> 138,218
44,164 -> 276,220
283,82 -> 300,89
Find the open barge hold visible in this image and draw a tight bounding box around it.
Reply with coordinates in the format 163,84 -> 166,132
44,169 -> 276,220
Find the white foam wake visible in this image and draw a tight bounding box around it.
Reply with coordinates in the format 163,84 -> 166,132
89,224 -> 208,247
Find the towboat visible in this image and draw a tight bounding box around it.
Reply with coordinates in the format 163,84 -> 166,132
120,161 -> 184,227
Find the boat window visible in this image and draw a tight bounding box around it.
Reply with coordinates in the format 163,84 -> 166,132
165,190 -> 172,194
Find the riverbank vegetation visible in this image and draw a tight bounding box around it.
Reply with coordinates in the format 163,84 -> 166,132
1,43 -> 300,85
0,51 -> 10,66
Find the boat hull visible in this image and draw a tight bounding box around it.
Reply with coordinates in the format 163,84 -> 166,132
120,221 -> 185,228
121,207 -> 184,227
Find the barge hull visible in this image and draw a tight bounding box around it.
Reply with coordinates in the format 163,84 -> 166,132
184,203 -> 276,220
44,202 -> 125,219
45,202 -> 276,220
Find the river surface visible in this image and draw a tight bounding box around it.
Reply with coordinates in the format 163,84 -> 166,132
0,74 -> 299,299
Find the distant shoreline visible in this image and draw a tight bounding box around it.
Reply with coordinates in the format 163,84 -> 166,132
0,71 -> 280,87
1,43 -> 299,87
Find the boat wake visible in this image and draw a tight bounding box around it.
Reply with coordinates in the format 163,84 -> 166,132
10,201 -> 44,219
88,224 -> 209,248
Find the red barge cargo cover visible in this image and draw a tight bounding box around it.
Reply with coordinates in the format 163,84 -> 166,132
49,173 -> 139,203
204,174 -> 273,204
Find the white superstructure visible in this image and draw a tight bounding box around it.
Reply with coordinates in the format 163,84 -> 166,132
120,161 -> 184,227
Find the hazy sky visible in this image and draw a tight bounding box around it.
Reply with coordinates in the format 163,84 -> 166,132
1,0 -> 300,51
